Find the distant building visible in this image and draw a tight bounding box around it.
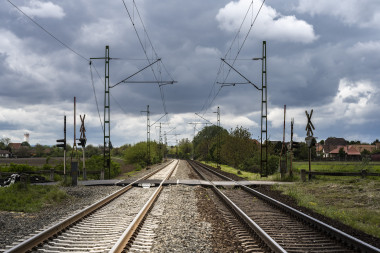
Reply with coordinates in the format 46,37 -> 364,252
322,137 -> 348,158
328,145 -> 361,160
24,132 -> 30,143
321,138 -> 379,160
9,143 -> 22,152
0,150 -> 10,158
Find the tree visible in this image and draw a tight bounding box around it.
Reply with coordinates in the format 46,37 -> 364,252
339,147 -> 346,160
361,149 -> 371,158
220,126 -> 256,169
85,145 -> 101,157
193,125 -> 228,161
371,139 -> 380,145
21,141 -> 30,147
0,137 -> 11,150
86,155 -> 120,179
35,144 -> 45,157
14,146 -> 31,158
178,138 -> 192,159
123,141 -> 162,168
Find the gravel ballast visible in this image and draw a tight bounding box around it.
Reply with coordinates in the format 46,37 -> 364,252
0,186 -> 121,250
2,159 -> 378,251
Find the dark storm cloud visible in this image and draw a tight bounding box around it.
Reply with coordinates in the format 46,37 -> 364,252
1,0 -> 380,145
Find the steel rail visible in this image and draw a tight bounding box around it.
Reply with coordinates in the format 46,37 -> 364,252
191,160 -> 380,253
5,160 -> 175,253
110,159 -> 179,253
188,160 -> 286,253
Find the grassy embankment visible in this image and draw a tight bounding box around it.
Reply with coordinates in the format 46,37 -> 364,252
202,160 -> 380,238
0,183 -> 68,212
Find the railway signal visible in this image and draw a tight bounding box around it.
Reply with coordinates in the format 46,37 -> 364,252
56,139 -> 66,149
305,109 -> 315,180
291,141 -> 300,150
79,114 -> 87,180
305,109 -> 315,137
56,115 -> 67,176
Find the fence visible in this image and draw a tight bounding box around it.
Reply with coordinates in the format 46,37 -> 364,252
300,169 -> 380,182
0,169 -> 101,182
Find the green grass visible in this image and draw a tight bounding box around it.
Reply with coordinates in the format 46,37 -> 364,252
0,183 -> 69,212
273,178 -> 380,238
293,161 -> 380,173
201,161 -> 298,181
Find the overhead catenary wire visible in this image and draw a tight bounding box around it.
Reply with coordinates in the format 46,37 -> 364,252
198,0 -> 255,116
121,0 -> 174,115
199,0 -> 266,116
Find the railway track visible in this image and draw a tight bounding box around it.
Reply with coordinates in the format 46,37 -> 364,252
188,160 -> 380,253
4,160 -> 179,253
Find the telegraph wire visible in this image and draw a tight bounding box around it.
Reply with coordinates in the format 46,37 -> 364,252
7,0 -> 89,63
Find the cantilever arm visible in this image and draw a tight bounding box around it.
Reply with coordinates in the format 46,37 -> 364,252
221,58 -> 260,90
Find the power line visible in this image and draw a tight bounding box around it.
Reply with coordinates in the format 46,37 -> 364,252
7,0 -> 89,63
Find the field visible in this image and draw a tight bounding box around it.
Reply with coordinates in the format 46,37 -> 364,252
0,157 -> 64,167
292,161 -> 380,174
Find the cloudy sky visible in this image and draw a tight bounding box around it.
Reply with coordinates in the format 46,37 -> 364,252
1,0 -> 380,147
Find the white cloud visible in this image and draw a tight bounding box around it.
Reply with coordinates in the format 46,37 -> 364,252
76,18 -> 131,47
0,103 -> 69,144
0,29 -> 55,84
296,0 -> 380,28
195,46 -> 221,57
348,41 -> 380,55
20,0 -> 65,19
331,78 -> 377,121
216,0 -> 318,43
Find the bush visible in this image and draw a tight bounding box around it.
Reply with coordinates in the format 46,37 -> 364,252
0,163 -> 37,173
268,155 -> 279,175
86,155 -> 121,179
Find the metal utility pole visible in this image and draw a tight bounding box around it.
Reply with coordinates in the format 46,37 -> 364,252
71,97 -> 78,186
63,116 -> 66,175
290,118 -> 294,177
260,41 -> 268,177
159,122 -> 162,160
280,105 -> 286,178
164,131 -> 167,159
156,122 -> 169,161
141,105 -> 151,165
90,45 -> 111,180
104,46 -> 110,180
73,97 -> 77,153
219,41 -> 268,176
214,106 -> 221,168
